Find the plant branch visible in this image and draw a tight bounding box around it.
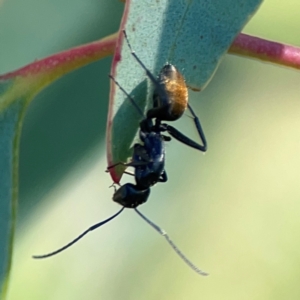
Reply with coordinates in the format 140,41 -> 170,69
0,33 -> 117,82
1,32 -> 298,89
229,33 -> 300,69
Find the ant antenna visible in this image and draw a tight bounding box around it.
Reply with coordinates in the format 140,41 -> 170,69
109,74 -> 144,117
32,207 -> 125,259
134,208 -> 208,276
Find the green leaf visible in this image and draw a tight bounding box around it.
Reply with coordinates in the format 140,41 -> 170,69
0,35 -> 116,299
0,77 -> 26,298
107,0 -> 263,182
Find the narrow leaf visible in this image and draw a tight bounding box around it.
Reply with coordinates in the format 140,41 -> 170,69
0,34 -> 116,298
107,0 -> 263,182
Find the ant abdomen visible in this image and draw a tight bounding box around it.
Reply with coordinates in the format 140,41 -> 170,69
147,64 -> 188,122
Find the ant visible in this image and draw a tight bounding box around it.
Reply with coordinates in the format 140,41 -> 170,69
32,30 -> 208,276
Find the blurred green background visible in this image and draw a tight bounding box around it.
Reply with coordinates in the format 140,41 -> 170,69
1,0 -> 300,299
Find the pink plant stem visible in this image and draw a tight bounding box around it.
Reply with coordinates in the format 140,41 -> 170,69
229,33 -> 300,69
1,33 -> 299,82
0,33 -> 117,80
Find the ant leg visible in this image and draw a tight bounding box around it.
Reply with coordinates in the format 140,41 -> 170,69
122,30 -> 168,101
107,162 -> 127,170
107,160 -> 149,172
123,171 -> 135,176
107,144 -> 150,172
107,143 -> 152,178
123,30 -> 157,84
188,103 -> 207,150
163,104 -> 207,152
109,74 -> 144,117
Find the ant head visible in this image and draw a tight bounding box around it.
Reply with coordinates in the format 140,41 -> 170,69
113,183 -> 150,208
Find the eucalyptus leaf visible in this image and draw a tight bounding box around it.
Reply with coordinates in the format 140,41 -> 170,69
107,0 -> 263,181
0,33 -> 116,299
0,77 -> 27,298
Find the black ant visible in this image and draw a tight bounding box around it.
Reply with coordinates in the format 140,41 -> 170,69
32,30 -> 208,276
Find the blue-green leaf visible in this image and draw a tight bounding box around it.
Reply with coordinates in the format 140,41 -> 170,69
0,77 -> 27,298
0,33 -> 116,299
107,0 -> 263,181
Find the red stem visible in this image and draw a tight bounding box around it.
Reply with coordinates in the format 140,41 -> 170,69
0,34 -> 117,80
1,33 -> 299,82
229,33 -> 300,69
